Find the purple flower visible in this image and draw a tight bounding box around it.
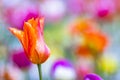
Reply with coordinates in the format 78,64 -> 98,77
12,50 -> 31,70
84,73 -> 103,80
51,59 -> 76,80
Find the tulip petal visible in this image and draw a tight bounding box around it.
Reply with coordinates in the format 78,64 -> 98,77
24,22 -> 36,53
28,18 -> 38,29
39,17 -> 44,32
84,32 -> 107,52
41,44 -> 50,63
23,23 -> 29,54
9,27 -> 24,45
24,22 -> 39,63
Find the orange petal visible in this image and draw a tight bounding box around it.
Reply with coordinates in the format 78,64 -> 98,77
9,27 -> 24,44
27,18 -> 44,36
27,18 -> 34,25
29,49 -> 40,64
84,32 -> 107,52
23,22 -> 29,54
23,22 -> 37,59
28,18 -> 38,29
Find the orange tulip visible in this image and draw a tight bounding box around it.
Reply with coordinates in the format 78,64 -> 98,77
69,18 -> 99,35
75,32 -> 108,57
75,45 -> 91,57
3,71 -> 15,80
69,18 -> 108,53
84,32 -> 107,52
9,18 -> 50,64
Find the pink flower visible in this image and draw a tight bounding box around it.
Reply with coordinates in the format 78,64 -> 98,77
87,0 -> 116,20
12,50 -> 31,70
4,2 -> 39,29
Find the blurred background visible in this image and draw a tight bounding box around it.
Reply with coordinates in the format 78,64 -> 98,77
0,0 -> 120,80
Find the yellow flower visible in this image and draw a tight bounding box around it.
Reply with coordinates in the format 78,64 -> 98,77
99,55 -> 117,74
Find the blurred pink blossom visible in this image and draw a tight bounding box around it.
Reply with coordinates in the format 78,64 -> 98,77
67,0 -> 85,15
12,50 -> 31,70
4,2 -> 39,29
87,0 -> 116,20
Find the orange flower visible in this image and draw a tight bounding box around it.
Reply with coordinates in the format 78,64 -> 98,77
75,32 -> 108,56
70,18 -> 99,35
84,32 -> 107,52
75,45 -> 91,57
9,18 -> 50,64
3,71 -> 14,80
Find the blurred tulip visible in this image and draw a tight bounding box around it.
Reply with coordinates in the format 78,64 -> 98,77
96,0 -> 115,18
83,32 -> 108,52
84,73 -> 103,80
0,64 -> 23,80
69,18 -> 108,52
4,1 -> 39,29
12,50 -> 31,70
51,59 -> 76,80
3,71 -> 15,80
69,18 -> 99,36
76,57 -> 94,80
75,45 -> 92,57
98,54 -> 118,74
87,0 -> 116,20
9,18 -> 50,64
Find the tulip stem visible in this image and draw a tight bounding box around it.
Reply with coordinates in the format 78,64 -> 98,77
37,64 -> 42,80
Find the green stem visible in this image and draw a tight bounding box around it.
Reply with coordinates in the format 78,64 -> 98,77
37,64 -> 42,80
